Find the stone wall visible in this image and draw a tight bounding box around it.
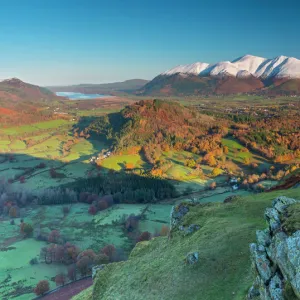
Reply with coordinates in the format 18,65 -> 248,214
248,196 -> 300,300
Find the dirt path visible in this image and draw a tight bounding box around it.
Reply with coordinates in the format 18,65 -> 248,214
41,278 -> 92,300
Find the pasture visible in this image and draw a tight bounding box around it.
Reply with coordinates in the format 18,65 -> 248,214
0,203 -> 172,300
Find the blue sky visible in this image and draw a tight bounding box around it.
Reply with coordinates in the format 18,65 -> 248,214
0,0 -> 299,85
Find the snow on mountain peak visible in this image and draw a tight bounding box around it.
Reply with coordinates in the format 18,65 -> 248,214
160,55 -> 300,79
162,62 -> 210,76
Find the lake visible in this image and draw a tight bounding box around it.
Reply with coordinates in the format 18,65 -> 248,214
56,92 -> 114,100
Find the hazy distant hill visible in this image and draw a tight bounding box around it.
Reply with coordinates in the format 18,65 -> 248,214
138,55 -> 300,96
48,79 -> 148,95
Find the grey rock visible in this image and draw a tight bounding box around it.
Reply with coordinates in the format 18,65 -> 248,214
265,208 -> 281,233
258,277 -> 271,300
250,243 -> 274,283
92,264 -> 105,280
185,251 -> 199,265
256,229 -> 271,248
170,203 -> 190,230
267,231 -> 300,298
272,196 -> 298,214
179,224 -> 200,235
268,273 -> 284,300
247,286 -> 260,299
249,196 -> 300,300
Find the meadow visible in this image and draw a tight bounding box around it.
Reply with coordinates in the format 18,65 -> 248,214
0,98 -> 287,299
0,203 -> 173,299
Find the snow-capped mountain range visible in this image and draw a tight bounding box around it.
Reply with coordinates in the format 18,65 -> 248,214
161,55 -> 300,80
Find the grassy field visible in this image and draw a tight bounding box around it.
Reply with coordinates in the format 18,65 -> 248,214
74,188 -> 300,300
0,120 -> 73,136
0,203 -> 172,300
221,137 -> 271,171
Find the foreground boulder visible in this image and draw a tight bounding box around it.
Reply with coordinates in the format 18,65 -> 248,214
248,196 -> 300,299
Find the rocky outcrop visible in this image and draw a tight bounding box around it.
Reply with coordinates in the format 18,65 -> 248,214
92,264 -> 106,280
170,202 -> 190,231
248,196 -> 300,299
185,252 -> 199,265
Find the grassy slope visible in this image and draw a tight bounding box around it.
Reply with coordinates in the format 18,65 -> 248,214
74,188 -> 300,300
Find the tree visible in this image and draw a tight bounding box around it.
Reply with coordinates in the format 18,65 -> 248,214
125,163 -> 134,170
211,168 -> 223,177
209,181 -> 217,190
101,245 -> 116,261
34,280 -> 50,296
160,225 -> 169,236
48,230 -> 60,243
223,146 -> 229,155
55,273 -> 66,286
67,264 -> 77,281
22,223 -> 33,237
88,205 -> 97,215
98,200 -> 108,211
9,206 -> 18,218
76,256 -> 92,276
185,159 -> 196,168
94,253 -> 109,265
243,157 -> 251,165
137,231 -> 151,242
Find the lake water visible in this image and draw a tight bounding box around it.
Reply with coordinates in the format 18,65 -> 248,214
56,92 -> 114,100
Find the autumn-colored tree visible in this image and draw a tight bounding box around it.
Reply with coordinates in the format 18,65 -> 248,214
150,168 -> 163,177
209,181 -> 217,190
55,273 -> 66,286
9,206 -> 17,218
97,200 -> 108,211
48,230 -> 60,244
211,168 -> 223,177
125,163 -> 134,170
101,245 -> 116,261
243,157 -> 251,165
76,256 -> 92,276
67,264 -> 77,281
137,231 -> 151,242
160,225 -> 169,236
88,205 -> 97,215
223,146 -> 229,155
161,144 -> 170,152
185,158 -> 196,168
34,280 -> 50,296
94,253 -> 109,265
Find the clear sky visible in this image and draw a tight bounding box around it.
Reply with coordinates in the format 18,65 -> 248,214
0,0 -> 299,86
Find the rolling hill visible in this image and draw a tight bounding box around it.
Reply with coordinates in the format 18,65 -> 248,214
88,99 -> 216,151
0,78 -> 65,125
138,55 -> 300,96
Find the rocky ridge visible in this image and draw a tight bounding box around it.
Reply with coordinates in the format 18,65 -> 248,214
248,196 -> 300,299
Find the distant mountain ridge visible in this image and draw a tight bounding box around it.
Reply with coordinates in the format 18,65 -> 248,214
139,55 -> 300,96
161,55 -> 300,79
48,79 -> 148,95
